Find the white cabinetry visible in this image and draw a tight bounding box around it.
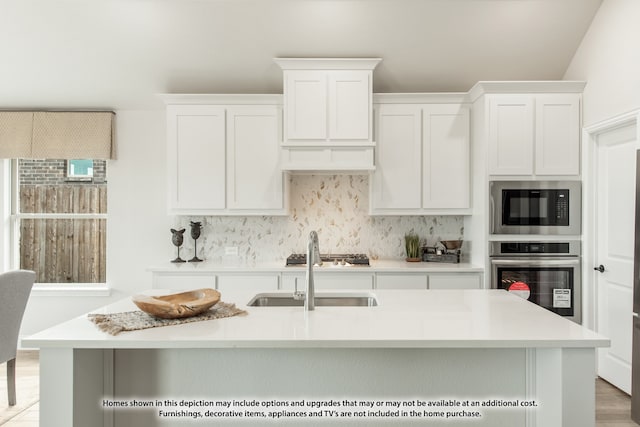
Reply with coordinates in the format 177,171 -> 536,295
376,273 -> 481,290
275,58 -> 381,171
488,93 -> 580,176
152,272 -> 216,291
226,106 -> 285,211
281,272 -> 374,290
370,101 -> 470,214
216,274 -> 279,292
427,273 -> 482,290
371,104 -> 422,210
534,94 -> 581,175
163,96 -> 288,215
376,273 -> 428,289
166,105 -> 226,212
283,70 -> 371,141
423,104 -> 470,208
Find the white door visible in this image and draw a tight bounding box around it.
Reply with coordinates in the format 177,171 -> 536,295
596,122 -> 638,394
328,70 -> 371,140
284,70 -> 327,140
422,104 -> 470,209
370,104 -> 422,212
535,94 -> 581,175
487,95 -> 534,175
166,105 -> 226,213
226,105 -> 284,212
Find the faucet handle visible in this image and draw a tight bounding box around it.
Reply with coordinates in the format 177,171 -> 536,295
293,277 -> 305,300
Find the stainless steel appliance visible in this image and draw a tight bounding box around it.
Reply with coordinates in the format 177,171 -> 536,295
286,253 -> 370,266
490,241 -> 581,324
631,150 -> 640,422
490,181 -> 582,235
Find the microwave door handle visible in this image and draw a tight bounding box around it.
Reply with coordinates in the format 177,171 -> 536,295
490,258 -> 581,267
489,193 -> 495,234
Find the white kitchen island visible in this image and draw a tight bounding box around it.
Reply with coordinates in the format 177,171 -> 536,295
23,289 -> 608,427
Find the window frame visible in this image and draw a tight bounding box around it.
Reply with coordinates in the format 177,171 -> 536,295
7,159 -> 110,295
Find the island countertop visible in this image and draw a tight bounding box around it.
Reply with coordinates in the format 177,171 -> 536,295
23,289 -> 609,350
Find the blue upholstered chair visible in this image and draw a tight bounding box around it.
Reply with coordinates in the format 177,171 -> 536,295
0,270 -> 35,406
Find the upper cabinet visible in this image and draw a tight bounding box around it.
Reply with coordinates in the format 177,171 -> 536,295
370,96 -> 471,215
163,95 -> 289,216
275,58 -> 381,171
166,104 -> 227,212
485,90 -> 582,177
534,94 -> 581,176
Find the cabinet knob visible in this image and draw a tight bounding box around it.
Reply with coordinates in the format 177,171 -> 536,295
594,265 -> 605,273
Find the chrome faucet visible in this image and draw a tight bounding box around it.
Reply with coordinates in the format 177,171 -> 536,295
305,230 -> 322,311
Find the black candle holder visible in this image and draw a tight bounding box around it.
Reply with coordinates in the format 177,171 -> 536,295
189,221 -> 203,262
170,228 -> 186,263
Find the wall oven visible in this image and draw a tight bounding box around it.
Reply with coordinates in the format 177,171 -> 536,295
490,241 -> 581,324
490,181 -> 581,235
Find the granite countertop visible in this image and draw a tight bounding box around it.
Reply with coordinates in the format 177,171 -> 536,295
23,289 -> 607,350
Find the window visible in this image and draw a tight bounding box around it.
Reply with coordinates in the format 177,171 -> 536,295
67,159 -> 94,180
11,159 -> 107,284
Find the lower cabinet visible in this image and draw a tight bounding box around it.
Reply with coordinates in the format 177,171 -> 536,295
376,273 -> 428,289
281,272 -> 374,290
375,273 -> 481,290
216,274 -> 280,292
427,274 -> 482,290
151,271 -> 482,293
151,273 -> 216,291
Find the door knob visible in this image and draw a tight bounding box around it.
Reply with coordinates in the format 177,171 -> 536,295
594,265 -> 605,273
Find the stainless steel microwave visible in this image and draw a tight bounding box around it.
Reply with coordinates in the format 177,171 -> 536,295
490,181 -> 581,235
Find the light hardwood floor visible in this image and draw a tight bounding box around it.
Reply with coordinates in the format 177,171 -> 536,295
1,351 -> 639,426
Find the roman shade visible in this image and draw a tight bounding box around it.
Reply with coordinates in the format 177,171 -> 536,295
0,112 -> 33,158
0,111 -> 115,159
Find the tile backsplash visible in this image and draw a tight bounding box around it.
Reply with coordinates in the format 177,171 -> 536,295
173,175 -> 464,264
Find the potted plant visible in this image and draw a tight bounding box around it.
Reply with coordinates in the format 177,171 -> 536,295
405,233 -> 421,262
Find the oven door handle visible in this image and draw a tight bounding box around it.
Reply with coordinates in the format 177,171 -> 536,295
490,258 -> 581,266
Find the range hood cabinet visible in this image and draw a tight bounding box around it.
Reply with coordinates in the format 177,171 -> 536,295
275,58 -> 381,172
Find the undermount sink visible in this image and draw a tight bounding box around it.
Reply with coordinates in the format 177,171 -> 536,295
247,292 -> 379,307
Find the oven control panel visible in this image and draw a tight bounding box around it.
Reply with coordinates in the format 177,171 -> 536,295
490,241 -> 581,257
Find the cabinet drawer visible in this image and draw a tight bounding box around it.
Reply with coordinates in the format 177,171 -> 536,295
428,274 -> 481,290
376,274 -> 428,289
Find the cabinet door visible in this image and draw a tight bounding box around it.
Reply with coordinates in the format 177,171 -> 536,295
370,104 -> 422,212
376,273 -> 428,289
227,106 -> 284,211
284,70 -> 327,140
422,104 -> 470,208
167,105 -> 226,212
328,70 -> 371,140
488,95 -> 534,175
535,94 -> 581,175
428,274 -> 482,290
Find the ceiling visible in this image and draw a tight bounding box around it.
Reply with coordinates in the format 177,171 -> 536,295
0,0 -> 602,110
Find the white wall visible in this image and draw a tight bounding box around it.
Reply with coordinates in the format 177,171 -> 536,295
20,110 -> 171,336
563,0 -> 640,126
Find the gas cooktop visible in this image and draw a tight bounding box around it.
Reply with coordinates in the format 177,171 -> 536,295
285,253 -> 370,266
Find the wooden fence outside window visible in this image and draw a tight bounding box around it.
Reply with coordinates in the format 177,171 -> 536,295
19,185 -> 107,283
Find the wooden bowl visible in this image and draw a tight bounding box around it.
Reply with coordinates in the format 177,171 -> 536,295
132,288 -> 221,319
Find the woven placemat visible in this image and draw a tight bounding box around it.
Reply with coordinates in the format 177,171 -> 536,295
88,301 -> 247,335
